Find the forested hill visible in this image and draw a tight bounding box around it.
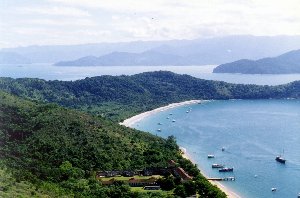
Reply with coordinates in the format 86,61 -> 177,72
0,91 -> 226,197
0,71 -> 299,121
213,49 -> 300,74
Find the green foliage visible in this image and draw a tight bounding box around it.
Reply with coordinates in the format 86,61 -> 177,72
157,176 -> 176,191
0,71 -> 299,121
0,162 -> 73,197
183,181 -> 196,197
0,91 -> 184,197
194,175 -> 227,198
173,185 -> 186,197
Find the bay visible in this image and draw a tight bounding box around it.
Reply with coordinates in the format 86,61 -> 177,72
132,99 -> 300,198
1,64 -> 300,85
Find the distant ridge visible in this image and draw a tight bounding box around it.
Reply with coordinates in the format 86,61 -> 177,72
0,52 -> 31,64
213,49 -> 300,74
2,35 -> 300,64
54,51 -> 186,66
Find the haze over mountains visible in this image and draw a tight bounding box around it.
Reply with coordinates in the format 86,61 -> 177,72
213,49 -> 300,74
0,52 -> 31,64
2,35 -> 300,65
54,51 -> 187,66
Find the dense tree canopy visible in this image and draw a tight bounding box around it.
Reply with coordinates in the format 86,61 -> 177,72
0,91 -> 226,197
0,71 -> 299,121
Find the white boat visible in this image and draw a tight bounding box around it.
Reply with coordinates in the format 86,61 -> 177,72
271,188 -> 277,192
212,164 -> 224,168
157,122 -> 162,125
298,193 -> 300,198
157,129 -> 161,132
207,154 -> 215,158
172,119 -> 176,122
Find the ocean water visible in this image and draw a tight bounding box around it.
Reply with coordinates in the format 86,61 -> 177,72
132,99 -> 300,198
1,64 -> 300,85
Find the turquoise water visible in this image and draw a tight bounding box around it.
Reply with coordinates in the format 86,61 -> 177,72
1,64 -> 300,85
133,100 -> 300,198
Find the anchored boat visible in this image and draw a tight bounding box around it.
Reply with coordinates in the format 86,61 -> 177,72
276,149 -> 286,164
207,154 -> 215,158
275,156 -> 286,164
219,167 -> 233,172
212,164 -> 224,168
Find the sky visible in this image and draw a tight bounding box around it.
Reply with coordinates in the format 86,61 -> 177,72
1,0 -> 300,48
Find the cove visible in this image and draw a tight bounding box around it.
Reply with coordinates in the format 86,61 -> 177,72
132,99 -> 300,198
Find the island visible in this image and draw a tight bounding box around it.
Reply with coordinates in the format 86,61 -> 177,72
213,49 -> 300,74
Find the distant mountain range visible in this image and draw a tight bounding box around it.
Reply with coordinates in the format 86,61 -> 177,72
2,35 -> 300,65
213,49 -> 300,74
0,52 -> 31,64
54,51 -> 187,66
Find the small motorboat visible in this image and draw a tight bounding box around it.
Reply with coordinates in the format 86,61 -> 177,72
157,129 -> 161,132
271,188 -> 277,192
157,122 -> 162,125
297,193 -> 300,198
219,167 -> 233,172
221,147 -> 225,152
207,155 -> 215,158
212,164 -> 224,168
172,119 -> 176,122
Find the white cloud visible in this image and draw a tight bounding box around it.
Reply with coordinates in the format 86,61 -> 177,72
1,0 -> 300,47
24,18 -> 96,27
17,6 -> 91,17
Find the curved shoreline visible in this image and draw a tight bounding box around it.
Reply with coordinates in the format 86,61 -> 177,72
180,147 -> 241,198
120,100 -> 202,127
120,100 -> 241,198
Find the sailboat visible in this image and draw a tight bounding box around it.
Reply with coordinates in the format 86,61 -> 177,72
275,149 -> 286,164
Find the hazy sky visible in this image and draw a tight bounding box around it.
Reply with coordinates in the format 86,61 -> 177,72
1,0 -> 300,48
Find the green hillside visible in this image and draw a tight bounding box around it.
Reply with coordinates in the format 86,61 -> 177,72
0,71 -> 299,121
0,91 -> 226,197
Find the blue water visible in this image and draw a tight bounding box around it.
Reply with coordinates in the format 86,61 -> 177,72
133,100 -> 300,198
1,64 -> 300,85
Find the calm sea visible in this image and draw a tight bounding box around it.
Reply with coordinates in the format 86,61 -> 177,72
132,100 -> 300,198
1,64 -> 300,85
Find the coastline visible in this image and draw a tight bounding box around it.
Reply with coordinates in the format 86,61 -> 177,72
180,147 -> 241,198
120,100 -> 241,198
120,100 -> 202,127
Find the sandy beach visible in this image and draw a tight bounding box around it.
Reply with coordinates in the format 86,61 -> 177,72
180,147 -> 241,198
120,100 -> 202,127
120,100 -> 241,198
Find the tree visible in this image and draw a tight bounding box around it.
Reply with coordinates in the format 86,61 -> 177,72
174,185 -> 186,198
157,176 -> 175,191
183,181 -> 196,196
